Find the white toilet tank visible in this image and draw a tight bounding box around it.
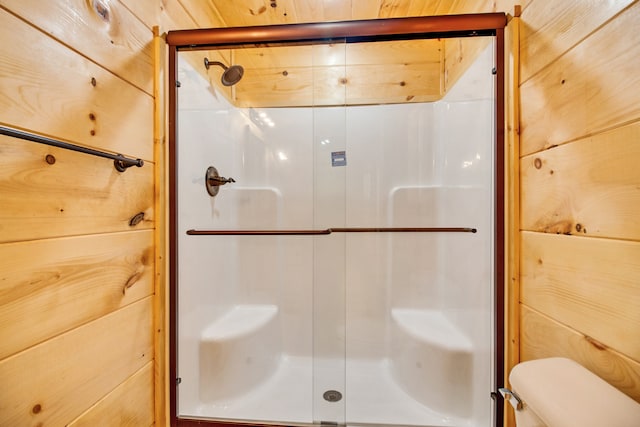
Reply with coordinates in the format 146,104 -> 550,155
508,357 -> 640,427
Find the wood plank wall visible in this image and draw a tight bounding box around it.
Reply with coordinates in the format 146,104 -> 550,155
0,1 -> 202,425
516,0 -> 640,415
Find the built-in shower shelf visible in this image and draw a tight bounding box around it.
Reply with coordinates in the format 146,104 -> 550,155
391,308 -> 472,351
390,308 -> 474,417
201,304 -> 278,341
200,304 -> 281,401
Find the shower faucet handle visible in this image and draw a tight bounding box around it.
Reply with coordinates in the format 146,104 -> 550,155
205,166 -> 235,197
208,175 -> 235,185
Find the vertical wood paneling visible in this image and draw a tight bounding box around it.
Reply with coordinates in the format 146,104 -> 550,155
0,0 -> 154,95
504,13 -> 520,427
0,298 -> 153,426
519,2 -> 640,156
520,121 -> 640,239
0,9 -> 154,160
152,25 -> 169,426
494,0 -> 529,15
521,232 -> 640,361
0,231 -> 154,360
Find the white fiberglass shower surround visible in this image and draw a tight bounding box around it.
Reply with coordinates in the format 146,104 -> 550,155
168,14 -> 506,427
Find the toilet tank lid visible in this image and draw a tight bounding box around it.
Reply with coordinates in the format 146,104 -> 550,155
510,358 -> 640,427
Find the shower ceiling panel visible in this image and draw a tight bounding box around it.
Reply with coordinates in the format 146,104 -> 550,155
201,36 -> 490,108
185,0 -> 498,108
205,39 -> 444,108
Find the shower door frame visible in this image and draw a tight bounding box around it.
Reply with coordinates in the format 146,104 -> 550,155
167,12 -> 507,427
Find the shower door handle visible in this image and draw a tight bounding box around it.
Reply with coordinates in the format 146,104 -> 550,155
186,227 -> 477,235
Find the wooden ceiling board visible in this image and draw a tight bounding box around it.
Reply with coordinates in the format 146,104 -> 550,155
346,39 -> 442,65
211,37 -> 442,107
186,0 -> 496,26
227,38 -> 441,69
344,61 -> 442,104
232,60 -> 442,108
233,65 -> 321,107
201,0 -> 298,26
177,0 -> 502,107
319,0 -> 354,22
232,44 -> 325,70
176,0 -> 227,28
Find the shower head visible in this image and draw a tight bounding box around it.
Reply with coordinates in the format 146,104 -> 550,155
204,57 -> 244,86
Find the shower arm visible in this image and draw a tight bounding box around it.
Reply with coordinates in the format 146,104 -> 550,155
203,58 -> 227,70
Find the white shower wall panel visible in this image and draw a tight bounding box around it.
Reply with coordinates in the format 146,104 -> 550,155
344,103 -> 438,225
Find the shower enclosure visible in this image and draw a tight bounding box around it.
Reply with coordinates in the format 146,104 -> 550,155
168,14 -> 506,427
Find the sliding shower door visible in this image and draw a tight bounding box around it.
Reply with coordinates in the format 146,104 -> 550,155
176,41 -> 351,425
343,42 -> 496,425
173,28 -> 499,427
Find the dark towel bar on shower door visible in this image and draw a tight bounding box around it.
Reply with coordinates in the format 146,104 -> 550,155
186,227 -> 477,235
0,125 -> 144,172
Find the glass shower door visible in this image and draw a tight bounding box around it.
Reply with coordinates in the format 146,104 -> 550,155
337,37 -> 496,427
175,40 -> 350,426
175,33 -> 497,427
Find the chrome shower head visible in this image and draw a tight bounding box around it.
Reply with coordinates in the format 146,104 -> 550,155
204,57 -> 244,86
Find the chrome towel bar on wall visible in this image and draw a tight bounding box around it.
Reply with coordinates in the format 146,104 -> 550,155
186,227 -> 477,236
0,125 -> 144,172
